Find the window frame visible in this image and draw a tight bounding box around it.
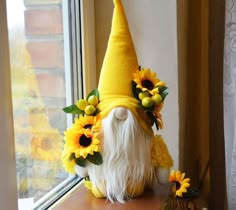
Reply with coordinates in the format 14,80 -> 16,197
0,0 -> 18,209
80,0 -> 97,95
0,0 -> 96,209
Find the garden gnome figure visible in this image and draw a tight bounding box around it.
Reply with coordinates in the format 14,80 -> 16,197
74,0 -> 173,203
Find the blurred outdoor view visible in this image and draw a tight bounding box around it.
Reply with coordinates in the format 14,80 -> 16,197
7,0 -> 70,208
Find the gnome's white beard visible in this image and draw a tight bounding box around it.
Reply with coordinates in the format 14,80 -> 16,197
87,107 -> 155,203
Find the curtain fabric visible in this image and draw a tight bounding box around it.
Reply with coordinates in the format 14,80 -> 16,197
224,0 -> 236,209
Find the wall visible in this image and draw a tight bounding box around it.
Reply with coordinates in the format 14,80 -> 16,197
95,0 -> 179,168
24,0 -> 66,120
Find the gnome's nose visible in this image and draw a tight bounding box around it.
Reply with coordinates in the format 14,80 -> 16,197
114,107 -> 128,120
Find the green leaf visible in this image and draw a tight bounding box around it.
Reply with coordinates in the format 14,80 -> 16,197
92,108 -> 100,116
69,153 -> 75,161
154,119 -> 159,130
157,86 -> 169,100
86,152 -> 103,165
182,188 -> 199,198
132,81 -> 141,100
63,104 -> 84,114
75,157 -> 87,167
84,176 -> 90,181
157,85 -> 167,93
146,111 -> 155,125
137,102 -> 143,108
146,111 -> 159,130
160,88 -> 169,100
87,89 -> 99,101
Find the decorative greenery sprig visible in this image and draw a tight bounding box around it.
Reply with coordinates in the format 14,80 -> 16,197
63,89 -> 100,116
132,67 -> 169,130
70,152 -> 103,167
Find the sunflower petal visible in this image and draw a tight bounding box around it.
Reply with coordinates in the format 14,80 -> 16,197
168,170 -> 191,197
176,190 -> 183,197
176,171 -> 182,181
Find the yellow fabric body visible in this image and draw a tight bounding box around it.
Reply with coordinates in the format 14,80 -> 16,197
151,135 -> 174,168
84,179 -> 144,198
97,0 -> 153,136
84,180 -> 105,198
126,182 -> 145,197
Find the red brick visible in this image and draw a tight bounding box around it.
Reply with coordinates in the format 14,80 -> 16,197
36,73 -> 65,97
25,9 -> 63,35
27,42 -> 64,69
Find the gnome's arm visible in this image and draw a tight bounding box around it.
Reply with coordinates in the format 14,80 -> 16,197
151,135 -> 173,184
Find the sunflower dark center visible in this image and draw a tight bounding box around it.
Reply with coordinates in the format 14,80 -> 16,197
142,80 -> 154,90
79,134 -> 92,147
175,181 -> 181,190
84,124 -> 93,129
41,138 -> 52,151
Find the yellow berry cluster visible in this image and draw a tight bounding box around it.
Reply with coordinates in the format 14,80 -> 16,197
139,92 -> 162,108
76,95 -> 99,115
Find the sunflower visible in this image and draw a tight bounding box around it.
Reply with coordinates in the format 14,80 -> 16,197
62,115 -> 102,171
30,129 -> 63,161
73,115 -> 101,133
168,170 -> 190,197
61,149 -> 76,174
64,127 -> 100,159
133,68 -> 161,95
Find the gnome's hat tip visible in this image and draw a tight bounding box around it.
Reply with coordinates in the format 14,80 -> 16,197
98,0 -> 138,98
97,0 -> 154,136
113,0 -> 121,5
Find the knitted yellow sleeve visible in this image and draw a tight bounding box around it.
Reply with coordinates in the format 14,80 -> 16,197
151,135 -> 173,168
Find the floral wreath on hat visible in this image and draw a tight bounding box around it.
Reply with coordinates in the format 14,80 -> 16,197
61,67 -> 168,173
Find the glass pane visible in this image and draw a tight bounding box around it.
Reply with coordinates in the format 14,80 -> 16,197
6,0 -> 74,209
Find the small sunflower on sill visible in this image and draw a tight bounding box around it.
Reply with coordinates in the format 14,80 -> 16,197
168,170 -> 191,198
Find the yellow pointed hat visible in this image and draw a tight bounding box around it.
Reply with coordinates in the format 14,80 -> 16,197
97,0 -> 153,136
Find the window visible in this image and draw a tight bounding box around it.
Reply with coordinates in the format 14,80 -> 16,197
4,0 -> 92,209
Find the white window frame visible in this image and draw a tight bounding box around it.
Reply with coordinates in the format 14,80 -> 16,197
0,0 -> 96,209
80,0 -> 97,95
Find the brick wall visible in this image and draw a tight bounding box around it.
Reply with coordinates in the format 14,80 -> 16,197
16,0 -> 68,200
24,0 -> 66,133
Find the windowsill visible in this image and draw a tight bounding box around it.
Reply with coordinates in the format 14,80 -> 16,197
50,181 -> 175,210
